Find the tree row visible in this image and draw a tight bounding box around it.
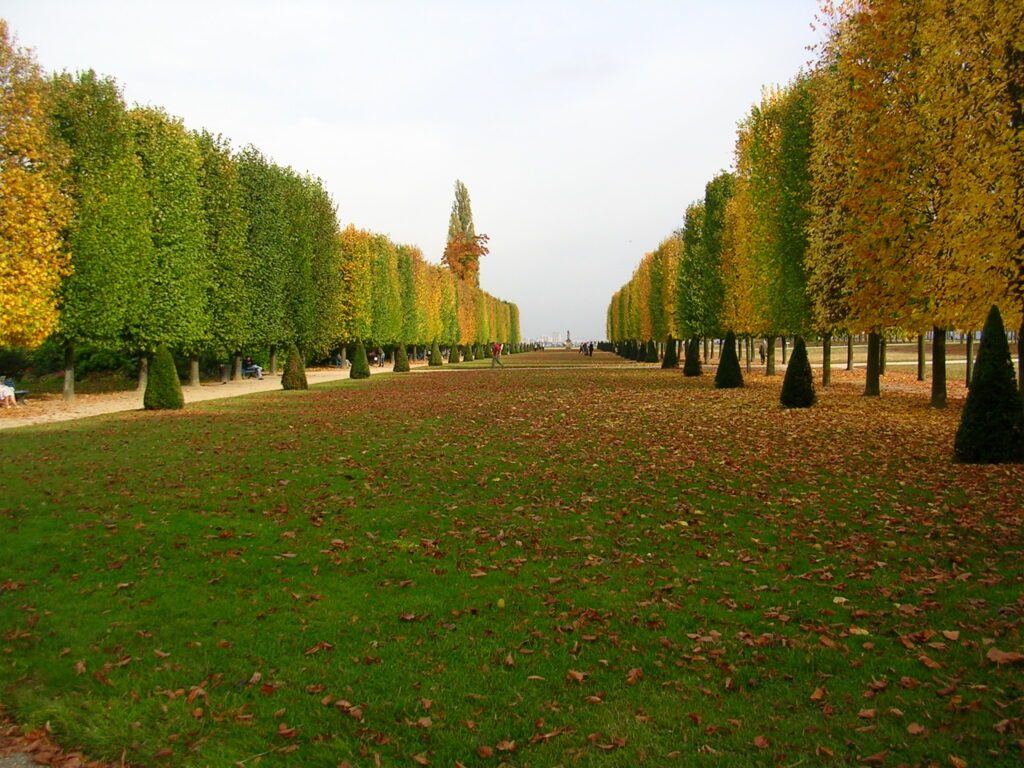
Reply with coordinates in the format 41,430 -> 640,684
607,0 -> 1022,404
0,21 -> 520,399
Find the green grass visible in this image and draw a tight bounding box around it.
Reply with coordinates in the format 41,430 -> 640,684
1,351 -> 1021,767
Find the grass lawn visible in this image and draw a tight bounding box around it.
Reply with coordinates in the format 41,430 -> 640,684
0,351 -> 1021,767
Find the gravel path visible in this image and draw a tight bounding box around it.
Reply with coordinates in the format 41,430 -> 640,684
0,361 -> 419,431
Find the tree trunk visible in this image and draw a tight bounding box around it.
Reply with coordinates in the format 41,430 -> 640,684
1019,320 -> 1024,398
703,336 -> 710,363
62,344 -> 75,403
766,336 -> 776,376
341,346 -> 349,367
931,326 -> 947,409
745,336 -> 752,373
917,334 -> 925,381
232,353 -> 242,381
269,345 -> 278,376
137,355 -> 149,392
846,334 -> 854,371
189,354 -> 201,387
965,332 -> 974,387
864,331 -> 880,396
781,337 -> 788,364
822,333 -> 832,388
880,338 -> 887,375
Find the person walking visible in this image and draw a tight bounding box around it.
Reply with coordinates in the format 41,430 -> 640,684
758,341 -> 766,365
491,341 -> 505,368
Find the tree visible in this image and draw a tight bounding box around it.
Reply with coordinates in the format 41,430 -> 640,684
429,339 -> 443,367
370,234 -> 402,347
350,340 -> 371,379
281,342 -> 308,390
662,335 -> 678,368
443,231 -> 489,288
338,225 -> 374,347
236,148 -> 290,360
0,21 -> 70,348
49,70 -> 153,401
780,336 -> 815,408
953,306 -> 1023,463
443,180 -> 488,287
393,343 -> 410,372
143,345 -> 184,410
130,107 -> 210,358
683,337 -> 702,377
193,131 -> 253,368
714,331 -> 743,389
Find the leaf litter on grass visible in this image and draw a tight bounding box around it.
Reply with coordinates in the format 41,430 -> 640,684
0,351 -> 1021,767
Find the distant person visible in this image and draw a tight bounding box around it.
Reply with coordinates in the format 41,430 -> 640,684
243,356 -> 263,380
758,341 -> 766,365
491,342 -> 505,368
0,380 -> 17,407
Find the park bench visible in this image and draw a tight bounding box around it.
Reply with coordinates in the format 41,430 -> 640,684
241,366 -> 262,379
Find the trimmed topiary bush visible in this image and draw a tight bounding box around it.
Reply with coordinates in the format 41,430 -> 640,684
645,340 -> 658,363
429,340 -> 443,366
464,344 -> 474,362
683,337 -> 702,377
350,340 -> 371,379
780,336 -> 814,406
954,306 -> 1024,463
281,342 -> 308,390
662,336 -> 678,369
144,345 -> 184,410
393,343 -> 410,372
714,331 -> 744,389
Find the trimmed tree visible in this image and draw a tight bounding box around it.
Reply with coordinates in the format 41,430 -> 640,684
662,336 -> 678,368
714,331 -> 744,389
683,337 -> 702,377
350,340 -> 371,379
953,306 -> 1024,463
143,345 -> 184,410
780,335 -> 815,407
393,343 -> 410,372
464,344 -> 474,362
281,342 -> 308,390
429,339 -> 443,366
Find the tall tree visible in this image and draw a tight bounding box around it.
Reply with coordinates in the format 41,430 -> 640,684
130,107 -> 210,360
443,180 -> 488,287
193,131 -> 252,366
0,21 -> 70,348
49,70 -> 152,401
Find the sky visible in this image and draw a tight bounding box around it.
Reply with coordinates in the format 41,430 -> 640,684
5,1 -> 822,342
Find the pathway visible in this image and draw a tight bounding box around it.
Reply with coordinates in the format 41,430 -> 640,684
0,361 -> 419,431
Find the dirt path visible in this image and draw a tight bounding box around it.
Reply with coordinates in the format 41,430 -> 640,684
0,361 -> 420,431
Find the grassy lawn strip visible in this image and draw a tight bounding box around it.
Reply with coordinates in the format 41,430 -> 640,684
0,352 -> 1021,767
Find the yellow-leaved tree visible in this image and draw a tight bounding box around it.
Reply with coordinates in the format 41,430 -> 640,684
0,21 -> 70,347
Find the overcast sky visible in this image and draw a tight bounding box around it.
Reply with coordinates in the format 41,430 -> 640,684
5,1 -> 820,341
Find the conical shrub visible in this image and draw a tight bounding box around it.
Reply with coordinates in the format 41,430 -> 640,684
429,340 -> 443,366
780,336 -> 814,406
393,343 -> 410,372
954,306 -> 1024,463
464,344 -> 474,362
644,340 -> 657,362
281,342 -> 308,390
714,331 -> 744,389
144,345 -> 184,410
350,340 -> 371,379
683,337 -> 702,377
662,336 -> 678,369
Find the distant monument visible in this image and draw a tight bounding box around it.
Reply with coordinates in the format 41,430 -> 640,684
564,330 -> 572,350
